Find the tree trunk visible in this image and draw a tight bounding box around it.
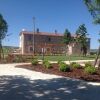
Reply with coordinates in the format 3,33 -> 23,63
66,45 -> 70,64
0,40 -> 4,61
94,45 -> 100,67
98,59 -> 100,70
1,45 -> 4,60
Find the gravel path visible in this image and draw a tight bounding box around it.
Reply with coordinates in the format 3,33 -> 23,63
0,63 -> 100,100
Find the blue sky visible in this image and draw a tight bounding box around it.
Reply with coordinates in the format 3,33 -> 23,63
0,0 -> 100,49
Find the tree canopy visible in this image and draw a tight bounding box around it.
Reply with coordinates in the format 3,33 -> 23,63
63,29 -> 72,45
84,0 -> 100,24
0,14 -> 8,59
76,24 -> 88,56
0,14 -> 8,40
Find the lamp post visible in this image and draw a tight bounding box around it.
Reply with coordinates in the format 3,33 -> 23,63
33,17 -> 35,55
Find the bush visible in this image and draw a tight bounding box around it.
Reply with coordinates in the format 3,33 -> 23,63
57,60 -> 63,64
43,60 -> 48,64
85,62 -> 92,68
70,62 -> 80,69
31,58 -> 38,65
59,63 -> 70,72
14,56 -> 26,63
43,60 -> 52,69
84,66 -> 96,74
6,54 -> 15,63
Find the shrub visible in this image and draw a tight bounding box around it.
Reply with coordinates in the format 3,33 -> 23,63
84,66 -> 96,74
14,56 -> 26,63
70,62 -> 80,69
43,60 -> 48,65
59,63 -> 70,72
85,62 -> 92,68
43,60 -> 52,69
31,58 -> 38,65
57,60 -> 63,64
6,54 -> 15,63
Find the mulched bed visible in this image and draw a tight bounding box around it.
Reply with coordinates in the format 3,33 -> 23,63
16,63 -> 100,82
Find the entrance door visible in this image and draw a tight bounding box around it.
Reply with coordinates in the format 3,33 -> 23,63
46,47 -> 51,55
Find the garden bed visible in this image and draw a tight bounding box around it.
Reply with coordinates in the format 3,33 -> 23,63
16,63 -> 100,82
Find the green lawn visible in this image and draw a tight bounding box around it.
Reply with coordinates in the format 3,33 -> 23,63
36,55 -> 96,61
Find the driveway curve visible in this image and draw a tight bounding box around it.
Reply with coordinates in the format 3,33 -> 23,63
0,63 -> 100,100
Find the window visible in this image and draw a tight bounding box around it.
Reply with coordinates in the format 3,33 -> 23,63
30,47 -> 33,51
48,37 -> 51,42
28,35 -> 33,41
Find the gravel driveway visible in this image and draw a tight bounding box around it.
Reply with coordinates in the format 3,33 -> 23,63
0,63 -> 100,100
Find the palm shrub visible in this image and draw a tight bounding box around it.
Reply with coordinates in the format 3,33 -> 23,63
70,62 -> 80,69
43,60 -> 52,69
31,58 -> 38,65
59,63 -> 70,72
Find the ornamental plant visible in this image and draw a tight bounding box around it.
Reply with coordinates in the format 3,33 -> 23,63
84,66 -> 96,75
43,60 -> 52,69
70,62 -> 80,69
31,58 -> 38,65
59,63 -> 70,72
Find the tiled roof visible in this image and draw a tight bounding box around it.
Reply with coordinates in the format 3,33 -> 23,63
20,31 -> 76,37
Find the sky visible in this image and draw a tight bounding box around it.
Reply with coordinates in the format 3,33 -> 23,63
0,0 -> 100,49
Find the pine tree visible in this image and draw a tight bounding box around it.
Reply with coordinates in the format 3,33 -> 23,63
76,24 -> 88,56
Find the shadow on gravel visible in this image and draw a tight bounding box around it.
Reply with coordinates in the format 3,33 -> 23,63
0,76 -> 100,100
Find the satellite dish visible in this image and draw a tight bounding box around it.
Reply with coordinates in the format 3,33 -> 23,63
22,29 -> 26,31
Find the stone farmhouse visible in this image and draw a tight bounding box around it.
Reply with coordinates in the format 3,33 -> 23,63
19,30 -> 90,55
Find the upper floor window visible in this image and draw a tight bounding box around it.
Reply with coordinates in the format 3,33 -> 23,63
28,35 -> 33,41
48,37 -> 51,42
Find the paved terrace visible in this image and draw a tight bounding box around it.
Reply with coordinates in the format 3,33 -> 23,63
0,63 -> 100,100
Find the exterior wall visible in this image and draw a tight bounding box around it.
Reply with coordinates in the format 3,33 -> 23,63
19,33 -> 25,54
71,38 -> 90,55
23,33 -> 65,55
20,32 -> 90,55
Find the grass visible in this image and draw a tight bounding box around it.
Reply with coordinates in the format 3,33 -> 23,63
35,55 -> 96,61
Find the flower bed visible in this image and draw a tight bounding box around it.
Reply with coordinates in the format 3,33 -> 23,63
16,63 -> 100,82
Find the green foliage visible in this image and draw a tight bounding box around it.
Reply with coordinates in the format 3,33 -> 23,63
31,58 -> 38,65
84,0 -> 100,24
76,24 -> 88,44
76,24 -> 88,56
43,60 -> 52,69
14,56 -> 26,63
59,63 -> 70,72
57,60 -> 64,65
84,66 -> 96,74
63,29 -> 72,45
0,14 -> 8,59
0,14 -> 8,40
70,62 -> 80,69
85,62 -> 92,67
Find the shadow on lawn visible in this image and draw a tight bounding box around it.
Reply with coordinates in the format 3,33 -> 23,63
0,76 -> 100,100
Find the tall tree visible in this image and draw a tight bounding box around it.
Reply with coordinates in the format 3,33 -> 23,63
0,14 -> 8,60
84,0 -> 100,67
76,24 -> 88,56
63,29 -> 72,56
84,0 -> 100,24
